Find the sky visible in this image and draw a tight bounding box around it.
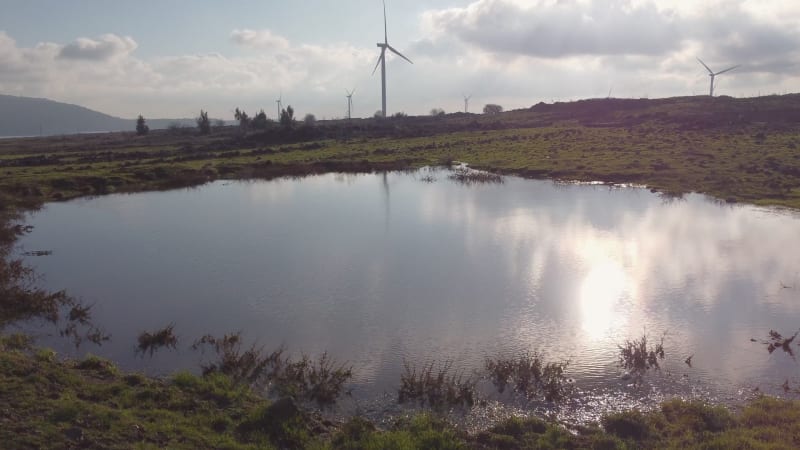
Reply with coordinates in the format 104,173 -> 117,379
1,0 -> 799,120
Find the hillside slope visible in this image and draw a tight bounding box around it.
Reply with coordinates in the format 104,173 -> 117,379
0,95 -> 197,137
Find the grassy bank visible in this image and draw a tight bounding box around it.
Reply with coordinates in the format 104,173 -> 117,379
3,94 -> 800,448
1,95 -> 800,208
2,337 -> 800,449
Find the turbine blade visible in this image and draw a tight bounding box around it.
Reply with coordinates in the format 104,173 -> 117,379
371,49 -> 385,76
697,57 -> 713,74
383,0 -> 388,44
714,65 -> 740,75
387,44 -> 413,64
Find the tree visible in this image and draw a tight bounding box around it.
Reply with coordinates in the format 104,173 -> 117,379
374,110 -> 384,119
197,110 -> 211,134
392,112 -> 408,118
483,104 -> 503,115
252,110 -> 269,129
303,113 -> 316,128
280,105 -> 295,130
234,108 -> 250,129
430,108 -> 445,117
136,115 -> 149,135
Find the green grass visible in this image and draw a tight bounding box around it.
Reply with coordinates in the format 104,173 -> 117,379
3,341 -> 800,448
2,95 -> 800,209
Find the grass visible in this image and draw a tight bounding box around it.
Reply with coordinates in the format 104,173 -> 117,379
3,341 -> 800,448
2,95 -> 800,209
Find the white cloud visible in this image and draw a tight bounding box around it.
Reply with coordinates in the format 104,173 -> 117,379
420,0 -> 800,75
422,0 -> 680,57
230,29 -> 290,51
59,34 -> 137,61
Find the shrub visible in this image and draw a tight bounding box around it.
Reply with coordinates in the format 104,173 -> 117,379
483,104 -> 503,115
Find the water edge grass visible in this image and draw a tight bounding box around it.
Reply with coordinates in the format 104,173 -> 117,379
4,340 -> 800,448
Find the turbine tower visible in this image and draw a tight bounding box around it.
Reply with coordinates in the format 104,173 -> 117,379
346,89 -> 355,119
463,93 -> 472,113
372,0 -> 412,118
275,92 -> 283,118
697,58 -> 740,97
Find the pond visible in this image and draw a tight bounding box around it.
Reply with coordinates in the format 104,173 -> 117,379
17,168 -> 800,422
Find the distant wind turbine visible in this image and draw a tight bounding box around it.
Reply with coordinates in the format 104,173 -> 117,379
372,0 -> 412,118
276,92 -> 283,118
346,89 -> 355,119
463,93 -> 472,113
697,58 -> 740,97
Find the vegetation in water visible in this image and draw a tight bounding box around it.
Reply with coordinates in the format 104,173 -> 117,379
398,360 -> 476,410
135,323 -> 178,357
0,202 -> 108,347
617,331 -> 666,382
485,352 -> 570,402
758,329 -> 800,358
192,331 -> 353,407
448,166 -> 504,184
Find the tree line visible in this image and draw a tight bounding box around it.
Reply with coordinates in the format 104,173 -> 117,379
135,103 -> 504,135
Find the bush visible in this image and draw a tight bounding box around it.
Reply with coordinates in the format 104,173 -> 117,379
483,104 -> 503,115
602,410 -> 650,440
303,113 -> 316,128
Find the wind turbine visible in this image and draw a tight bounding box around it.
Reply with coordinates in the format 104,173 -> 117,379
697,58 -> 740,97
372,0 -> 412,118
346,89 -> 355,119
463,93 -> 472,113
275,92 -> 283,118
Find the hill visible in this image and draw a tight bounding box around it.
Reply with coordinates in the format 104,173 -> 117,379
0,95 -> 199,137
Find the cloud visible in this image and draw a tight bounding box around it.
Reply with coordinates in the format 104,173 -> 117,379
420,0 -> 800,75
230,29 -> 290,51
59,34 -> 137,61
422,0 -> 681,58
0,28 -> 379,119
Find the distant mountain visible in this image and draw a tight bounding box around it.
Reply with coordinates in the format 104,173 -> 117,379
0,95 -> 202,137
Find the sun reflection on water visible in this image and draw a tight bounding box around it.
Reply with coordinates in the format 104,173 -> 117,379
579,258 -> 629,339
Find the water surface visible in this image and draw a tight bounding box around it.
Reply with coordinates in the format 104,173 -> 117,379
18,169 -> 800,421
